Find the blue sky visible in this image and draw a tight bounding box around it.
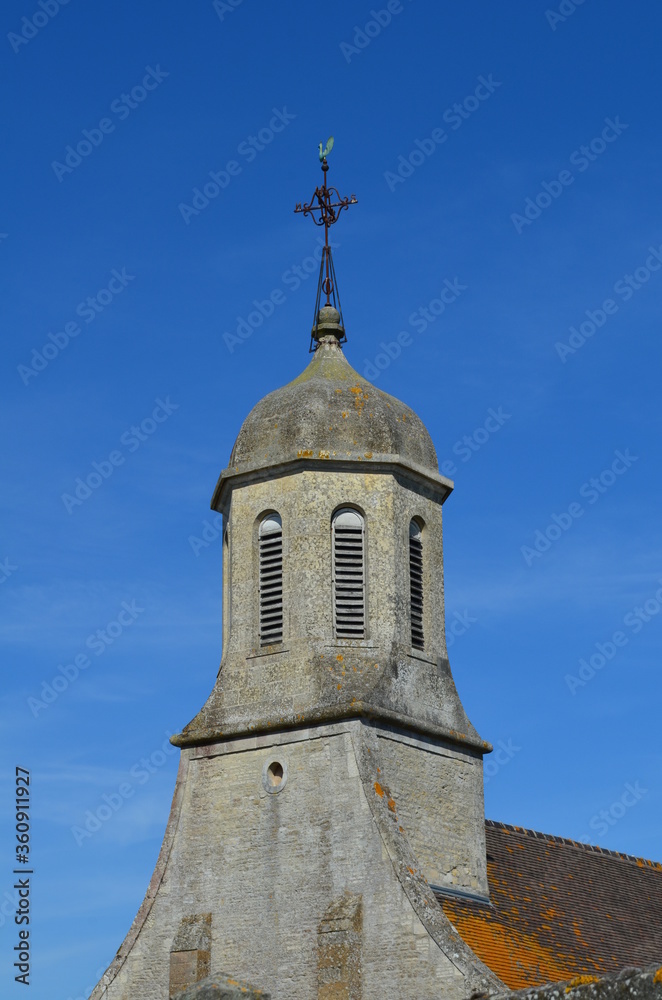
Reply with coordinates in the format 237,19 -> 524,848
2,1 -> 662,996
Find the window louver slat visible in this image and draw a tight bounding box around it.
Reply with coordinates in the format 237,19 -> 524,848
259,518 -> 283,645
333,513 -> 365,639
409,526 -> 424,650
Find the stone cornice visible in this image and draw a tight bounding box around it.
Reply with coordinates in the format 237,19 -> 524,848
171,702 -> 492,754
211,455 -> 454,511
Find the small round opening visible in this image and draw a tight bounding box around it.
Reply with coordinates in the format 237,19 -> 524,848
262,757 -> 287,794
267,761 -> 284,787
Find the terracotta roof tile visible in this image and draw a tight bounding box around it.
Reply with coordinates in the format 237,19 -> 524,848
438,821 -> 662,990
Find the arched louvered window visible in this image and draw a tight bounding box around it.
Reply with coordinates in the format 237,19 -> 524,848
259,513 -> 283,645
409,520 -> 424,650
332,508 -> 365,639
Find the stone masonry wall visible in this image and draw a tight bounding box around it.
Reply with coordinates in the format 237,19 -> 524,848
375,728 -> 487,896
224,468 -> 446,658
91,720 -> 501,1000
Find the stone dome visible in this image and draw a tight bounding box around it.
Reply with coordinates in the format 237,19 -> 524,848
226,312 -> 439,479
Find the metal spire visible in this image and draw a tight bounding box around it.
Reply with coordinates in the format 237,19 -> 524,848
294,137 -> 357,351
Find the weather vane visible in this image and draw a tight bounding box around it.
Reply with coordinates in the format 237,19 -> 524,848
294,136 -> 357,350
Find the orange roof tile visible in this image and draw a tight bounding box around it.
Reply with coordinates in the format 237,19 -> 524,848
439,821 -> 662,990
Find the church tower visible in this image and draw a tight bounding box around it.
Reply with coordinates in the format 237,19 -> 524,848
91,152 -> 501,1000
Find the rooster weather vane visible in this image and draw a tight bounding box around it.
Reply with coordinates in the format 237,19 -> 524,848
294,136 -> 357,350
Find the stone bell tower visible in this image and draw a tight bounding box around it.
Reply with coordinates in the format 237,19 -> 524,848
91,151 -> 500,1000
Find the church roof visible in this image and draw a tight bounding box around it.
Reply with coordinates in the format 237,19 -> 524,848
438,820 -> 662,991
213,310 -> 453,507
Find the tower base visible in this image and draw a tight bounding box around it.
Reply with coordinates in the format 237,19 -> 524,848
91,719 -> 501,1000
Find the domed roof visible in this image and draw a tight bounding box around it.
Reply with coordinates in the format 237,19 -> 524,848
225,314 -> 439,481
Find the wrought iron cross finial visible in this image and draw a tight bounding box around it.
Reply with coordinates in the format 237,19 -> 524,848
294,138 -> 357,350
